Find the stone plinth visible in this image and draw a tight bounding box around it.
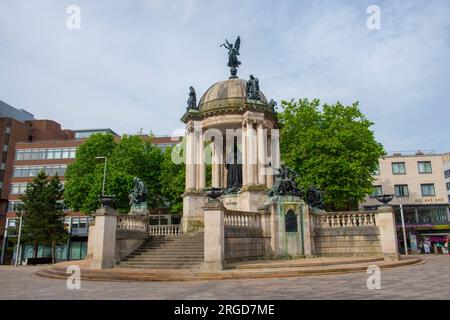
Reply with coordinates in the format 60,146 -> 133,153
375,206 -> 400,261
202,199 -> 225,271
266,195 -> 311,258
182,191 -> 208,234
89,206 -> 118,269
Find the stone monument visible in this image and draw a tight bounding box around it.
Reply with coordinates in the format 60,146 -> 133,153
181,36 -> 280,233
128,177 -> 148,216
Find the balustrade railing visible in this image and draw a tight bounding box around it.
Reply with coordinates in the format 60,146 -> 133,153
224,210 -> 261,229
148,224 -> 181,236
116,215 -> 147,232
315,212 -> 376,229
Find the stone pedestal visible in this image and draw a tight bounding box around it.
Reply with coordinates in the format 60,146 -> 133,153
202,199 -> 225,272
182,192 -> 208,234
375,206 -> 400,261
89,206 -> 118,269
266,195 -> 310,258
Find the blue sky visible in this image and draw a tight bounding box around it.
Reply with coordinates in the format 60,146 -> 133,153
1,0 -> 449,152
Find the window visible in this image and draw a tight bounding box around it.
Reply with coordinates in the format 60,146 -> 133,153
394,184 -> 409,197
418,161 -> 432,173
15,148 -> 77,160
392,162 -> 406,174
12,165 -> 67,177
421,184 -> 435,196
5,126 -> 10,134
447,182 -> 450,191
7,201 -> 23,212
285,210 -> 298,232
373,163 -> 380,175
445,169 -> 450,179
370,185 -> 383,198
10,183 -> 28,195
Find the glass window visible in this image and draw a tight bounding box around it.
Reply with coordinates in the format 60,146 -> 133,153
394,184 -> 409,197
447,182 -> 450,191
421,184 -> 435,196
62,149 -> 70,159
392,162 -> 406,174
53,149 -> 61,159
370,185 -> 383,198
373,163 -> 380,175
418,161 -> 432,173
445,169 -> 450,179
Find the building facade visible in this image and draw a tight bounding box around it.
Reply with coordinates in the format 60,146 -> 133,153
362,151 -> 450,254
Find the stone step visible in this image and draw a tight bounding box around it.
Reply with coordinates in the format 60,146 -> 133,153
128,252 -> 204,257
121,259 -> 203,264
122,254 -> 203,261
116,264 -> 201,269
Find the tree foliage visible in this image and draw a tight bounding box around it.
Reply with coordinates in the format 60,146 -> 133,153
159,145 -> 185,213
64,134 -> 164,214
14,171 -> 69,261
278,98 -> 385,211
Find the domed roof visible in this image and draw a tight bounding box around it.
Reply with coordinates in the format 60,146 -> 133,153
198,78 -> 268,113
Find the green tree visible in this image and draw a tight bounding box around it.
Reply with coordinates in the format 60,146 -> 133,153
279,98 -> 385,211
64,133 -> 117,213
159,144 -> 185,213
64,133 -> 163,214
15,171 -> 69,263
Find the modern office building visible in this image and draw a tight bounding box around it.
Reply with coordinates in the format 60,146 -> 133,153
362,151 -> 450,253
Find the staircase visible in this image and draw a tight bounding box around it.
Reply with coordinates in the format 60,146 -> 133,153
117,231 -> 204,269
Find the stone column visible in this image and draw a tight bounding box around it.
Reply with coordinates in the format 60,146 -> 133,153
186,127 -> 196,190
266,135 -> 274,188
195,126 -> 205,190
212,141 -> 221,188
89,206 -> 118,269
247,122 -> 256,185
257,121 -> 266,186
203,200 -> 225,271
241,121 -> 248,186
375,206 -> 400,261
271,128 -> 281,170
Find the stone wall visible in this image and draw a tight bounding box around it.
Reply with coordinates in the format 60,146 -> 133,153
224,226 -> 268,262
115,229 -> 147,262
313,226 -> 382,257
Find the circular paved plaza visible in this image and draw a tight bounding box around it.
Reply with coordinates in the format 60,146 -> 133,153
0,255 -> 448,300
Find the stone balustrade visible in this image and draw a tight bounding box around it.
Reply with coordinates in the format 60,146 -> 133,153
116,215 -> 148,232
224,210 -> 261,229
148,225 -> 181,236
315,211 -> 377,229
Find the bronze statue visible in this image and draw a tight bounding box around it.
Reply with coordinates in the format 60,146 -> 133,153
268,164 -> 303,197
186,86 -> 197,111
129,177 -> 148,209
221,36 -> 241,77
224,138 -> 242,193
306,186 -> 324,209
246,74 -> 260,100
269,99 -> 277,113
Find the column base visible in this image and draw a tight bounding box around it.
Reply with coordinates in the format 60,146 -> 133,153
182,191 -> 207,234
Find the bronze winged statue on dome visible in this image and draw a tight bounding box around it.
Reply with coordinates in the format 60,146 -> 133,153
221,36 -> 241,78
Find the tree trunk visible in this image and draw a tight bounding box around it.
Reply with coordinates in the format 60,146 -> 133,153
51,242 -> 56,264
33,241 -> 38,259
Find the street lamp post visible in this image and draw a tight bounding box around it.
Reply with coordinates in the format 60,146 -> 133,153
95,156 -> 107,198
14,211 -> 23,267
398,197 -> 409,255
